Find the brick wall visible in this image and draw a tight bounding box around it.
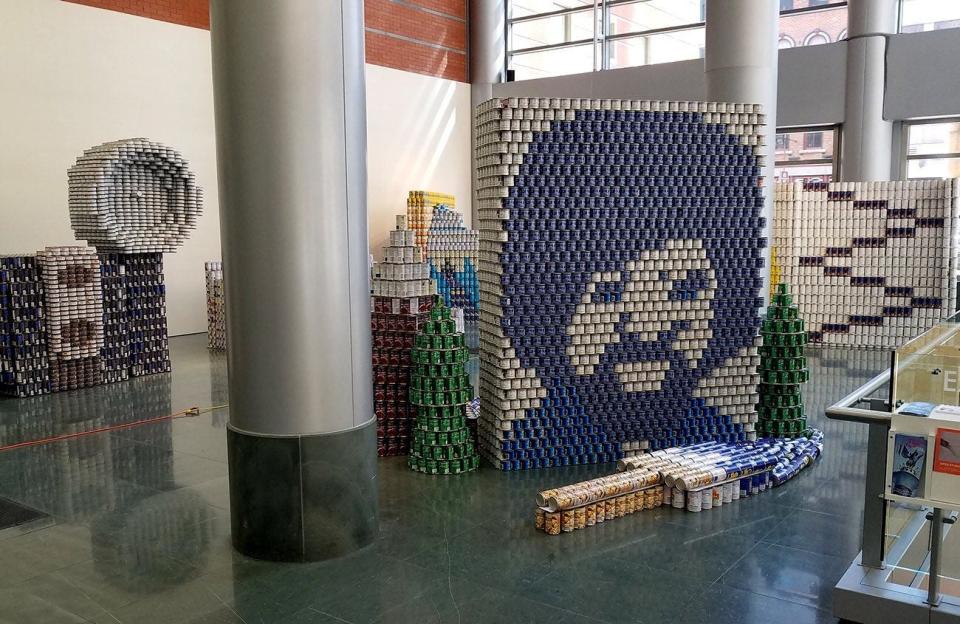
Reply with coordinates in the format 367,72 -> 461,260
61,0 -> 469,82
63,0 -> 209,30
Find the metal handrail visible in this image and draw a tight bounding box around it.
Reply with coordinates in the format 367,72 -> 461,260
825,368 -> 892,424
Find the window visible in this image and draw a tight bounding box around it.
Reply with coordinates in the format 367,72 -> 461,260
775,126 -> 841,184
900,0 -> 960,33
779,2 -> 847,49
507,0 -> 847,79
804,131 -> 824,150
903,119 -> 960,179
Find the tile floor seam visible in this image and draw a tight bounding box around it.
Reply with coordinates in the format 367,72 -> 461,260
306,607 -> 355,623
708,539 -> 765,587
720,583 -> 837,619
758,539 -> 851,562
106,430 -> 229,465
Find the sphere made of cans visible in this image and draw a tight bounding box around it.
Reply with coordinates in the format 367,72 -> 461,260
68,138 -> 203,253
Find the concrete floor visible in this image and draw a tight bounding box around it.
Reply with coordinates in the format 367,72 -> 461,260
0,334 -> 889,624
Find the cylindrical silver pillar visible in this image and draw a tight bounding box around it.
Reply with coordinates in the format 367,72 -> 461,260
842,0 -> 898,181
470,0 -> 506,222
210,0 -> 377,562
705,0 -> 779,300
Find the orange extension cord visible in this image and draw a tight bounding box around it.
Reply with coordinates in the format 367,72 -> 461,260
0,404 -> 229,452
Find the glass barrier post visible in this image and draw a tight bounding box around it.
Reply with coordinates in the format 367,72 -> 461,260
927,508 -> 943,607
864,421 -> 889,569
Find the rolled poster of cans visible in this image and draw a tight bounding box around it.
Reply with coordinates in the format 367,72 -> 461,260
206,262 -> 227,351
535,468 -> 664,535
68,138 -> 202,254
371,217 -> 437,456
774,179 -> 960,349
476,97 -> 766,471
0,255 -> 51,397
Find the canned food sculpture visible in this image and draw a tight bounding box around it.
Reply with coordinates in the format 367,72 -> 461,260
408,300 -> 479,474
423,204 -> 480,350
205,262 -> 226,351
407,191 -> 456,252
757,283 -> 809,439
476,97 -> 766,471
0,139 -> 201,397
774,179 -> 960,349
371,219 -> 436,456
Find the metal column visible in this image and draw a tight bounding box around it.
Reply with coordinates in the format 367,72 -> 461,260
704,0 -> 779,301
210,0 -> 377,562
841,0 -> 899,181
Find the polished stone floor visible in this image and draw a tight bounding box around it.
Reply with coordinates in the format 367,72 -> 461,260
0,335 -> 889,624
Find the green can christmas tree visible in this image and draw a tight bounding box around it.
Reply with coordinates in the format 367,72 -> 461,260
757,283 -> 810,439
408,299 -> 479,475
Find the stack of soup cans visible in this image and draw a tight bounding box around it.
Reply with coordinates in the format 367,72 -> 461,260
371,218 -> 436,456
124,254 -> 170,377
774,179 -> 960,349
407,300 -> 479,475
407,190 -> 456,251
475,97 -> 766,471
38,246 -> 104,392
205,261 -> 227,351
98,253 -> 130,383
535,469 -> 663,535
0,255 -> 50,397
423,204 -> 480,350
757,283 -> 809,438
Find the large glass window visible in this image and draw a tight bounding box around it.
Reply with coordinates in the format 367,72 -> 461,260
507,1 -> 848,80
903,119 -> 960,179
775,126 -> 841,184
779,2 -> 847,48
900,0 -> 960,34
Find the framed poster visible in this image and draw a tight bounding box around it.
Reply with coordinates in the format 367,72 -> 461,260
891,434 -> 928,498
934,428 -> 960,476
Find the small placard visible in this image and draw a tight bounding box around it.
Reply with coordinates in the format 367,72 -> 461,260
934,428 -> 960,476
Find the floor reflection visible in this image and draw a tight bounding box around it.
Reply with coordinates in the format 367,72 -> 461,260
0,336 -> 892,624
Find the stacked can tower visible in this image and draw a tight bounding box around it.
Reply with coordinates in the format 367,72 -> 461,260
423,204 -> 480,350
371,217 -> 436,456
407,190 -> 456,251
407,300 -> 479,475
774,179 -> 960,348
98,254 -> 130,383
475,97 -> 766,471
205,261 -> 227,351
124,254 -> 170,376
38,246 -> 104,392
0,255 -> 50,397
757,283 -> 810,438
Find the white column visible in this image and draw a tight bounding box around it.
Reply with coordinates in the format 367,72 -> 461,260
842,0 -> 899,181
470,0 -> 506,221
705,0 -> 779,299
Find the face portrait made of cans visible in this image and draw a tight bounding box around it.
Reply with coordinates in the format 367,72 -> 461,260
488,101 -> 766,465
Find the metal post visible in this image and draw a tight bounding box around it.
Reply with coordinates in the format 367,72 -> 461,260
863,422 -> 889,569
927,508 -> 944,606
210,0 -> 377,562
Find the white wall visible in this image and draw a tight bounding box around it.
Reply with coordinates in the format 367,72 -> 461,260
0,0 -> 473,335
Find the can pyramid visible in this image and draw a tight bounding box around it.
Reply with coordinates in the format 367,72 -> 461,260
757,283 -> 810,439
371,217 -> 436,456
407,299 -> 479,475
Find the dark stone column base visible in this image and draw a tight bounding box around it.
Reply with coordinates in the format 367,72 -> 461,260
227,420 -> 378,562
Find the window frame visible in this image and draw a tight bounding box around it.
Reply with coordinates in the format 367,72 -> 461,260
506,0 -> 848,79
774,124 -> 842,183
900,117 -> 960,178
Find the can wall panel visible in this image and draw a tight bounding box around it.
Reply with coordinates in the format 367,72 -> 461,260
476,97 -> 767,471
